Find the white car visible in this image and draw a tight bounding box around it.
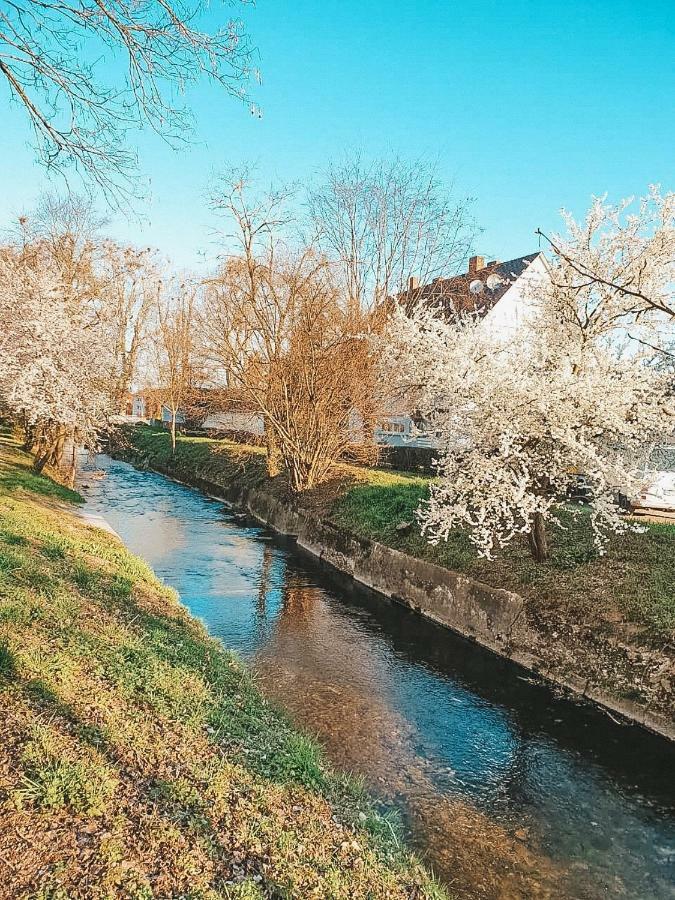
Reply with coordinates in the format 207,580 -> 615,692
633,470 -> 675,514
632,445 -> 675,515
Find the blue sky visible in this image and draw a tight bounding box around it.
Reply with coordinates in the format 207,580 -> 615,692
1,0 -> 673,271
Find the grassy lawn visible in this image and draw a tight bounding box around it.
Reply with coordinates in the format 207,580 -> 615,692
0,427 -> 445,899
123,426 -> 270,492
127,426 -> 675,642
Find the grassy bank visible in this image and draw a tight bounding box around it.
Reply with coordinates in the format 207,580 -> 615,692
332,480 -> 675,641
0,429 -> 446,899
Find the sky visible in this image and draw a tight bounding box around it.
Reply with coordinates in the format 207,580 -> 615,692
1,0 -> 673,272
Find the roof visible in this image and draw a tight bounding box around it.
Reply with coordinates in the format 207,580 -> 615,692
404,252 -> 541,319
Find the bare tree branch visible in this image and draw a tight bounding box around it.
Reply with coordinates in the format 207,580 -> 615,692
0,0 -> 255,205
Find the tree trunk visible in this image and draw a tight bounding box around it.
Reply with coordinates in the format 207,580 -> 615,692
33,452 -> 49,473
170,414 -> 177,455
265,428 -> 282,478
66,437 -> 77,488
528,511 -> 549,562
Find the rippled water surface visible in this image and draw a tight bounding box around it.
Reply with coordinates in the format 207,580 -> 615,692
79,455 -> 675,899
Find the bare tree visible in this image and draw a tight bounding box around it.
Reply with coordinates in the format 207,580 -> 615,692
307,155 -> 477,310
153,278 -> 199,454
0,0 -> 254,202
208,170 -> 296,475
15,193 -> 102,307
204,173 -> 383,492
98,242 -> 158,412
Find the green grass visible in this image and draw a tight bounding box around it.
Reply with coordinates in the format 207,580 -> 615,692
0,441 -> 83,504
0,426 -> 446,899
16,724 -> 117,815
121,425 -> 269,495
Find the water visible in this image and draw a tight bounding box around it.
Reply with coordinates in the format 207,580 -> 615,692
79,455 -> 675,899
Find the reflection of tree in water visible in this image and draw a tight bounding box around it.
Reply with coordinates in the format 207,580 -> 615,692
253,544 -> 275,643
253,581 -> 575,900
278,575 -> 320,627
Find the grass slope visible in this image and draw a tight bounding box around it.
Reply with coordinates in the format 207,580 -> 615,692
0,429 -> 445,899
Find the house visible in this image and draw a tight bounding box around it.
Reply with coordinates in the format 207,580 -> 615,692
202,410 -> 265,437
377,252 -> 549,447
131,394 -> 147,419
373,415 -> 440,449
161,405 -> 186,427
403,252 -> 548,338
150,388 -> 265,439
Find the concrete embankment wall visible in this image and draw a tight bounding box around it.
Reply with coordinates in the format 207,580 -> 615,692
125,454 -> 675,742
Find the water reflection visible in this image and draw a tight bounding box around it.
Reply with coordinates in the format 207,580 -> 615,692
79,456 -> 675,899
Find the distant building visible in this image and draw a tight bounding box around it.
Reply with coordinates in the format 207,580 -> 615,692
131,394 -> 146,418
202,410 -> 265,436
161,405 -> 186,426
404,251 -> 548,337
374,414 -> 440,449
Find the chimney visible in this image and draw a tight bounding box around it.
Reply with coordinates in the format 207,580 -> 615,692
468,255 -> 485,274
408,275 -> 420,291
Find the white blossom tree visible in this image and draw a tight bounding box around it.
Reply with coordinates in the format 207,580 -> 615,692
536,186 -> 675,355
382,301 -> 673,562
0,243 -> 113,480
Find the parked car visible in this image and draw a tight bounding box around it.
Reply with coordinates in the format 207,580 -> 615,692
631,445 -> 675,516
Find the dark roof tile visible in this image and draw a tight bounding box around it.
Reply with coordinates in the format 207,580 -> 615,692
404,252 -> 540,319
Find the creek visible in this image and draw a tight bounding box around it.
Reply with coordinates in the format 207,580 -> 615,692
79,455 -> 675,899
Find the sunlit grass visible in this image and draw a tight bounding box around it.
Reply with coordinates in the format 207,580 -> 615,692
0,425 -> 445,898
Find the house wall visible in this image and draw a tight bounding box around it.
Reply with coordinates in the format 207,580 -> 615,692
481,253 -> 549,341
161,406 -> 186,425
378,255 -> 551,448
202,411 -> 265,436
374,415 -> 440,449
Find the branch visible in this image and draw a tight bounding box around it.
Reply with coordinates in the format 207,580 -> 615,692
535,228 -> 674,319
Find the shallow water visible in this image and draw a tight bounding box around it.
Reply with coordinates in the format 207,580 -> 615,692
79,455 -> 675,899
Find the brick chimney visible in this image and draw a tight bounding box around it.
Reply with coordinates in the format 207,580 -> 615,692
408,275 -> 420,291
468,255 -> 485,274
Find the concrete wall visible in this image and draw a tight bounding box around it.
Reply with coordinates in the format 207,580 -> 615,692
236,480 -> 674,741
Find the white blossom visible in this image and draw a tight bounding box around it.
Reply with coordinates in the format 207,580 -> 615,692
382,293 -> 672,560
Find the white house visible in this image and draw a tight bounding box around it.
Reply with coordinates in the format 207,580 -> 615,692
377,252 -> 549,447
